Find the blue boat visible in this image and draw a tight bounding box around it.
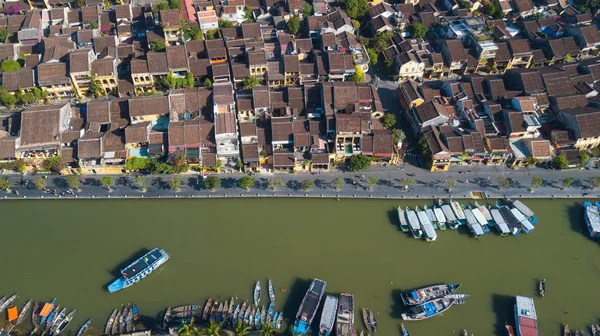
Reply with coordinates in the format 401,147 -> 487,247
584,202 -> 600,238
40,299 -> 56,327
401,297 -> 457,321
266,303 -> 275,324
108,248 -> 170,293
293,278 -> 327,335
506,198 -> 538,224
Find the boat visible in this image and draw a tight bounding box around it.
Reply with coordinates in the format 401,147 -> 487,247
126,307 -> 134,333
16,299 -> 32,326
108,248 -> 170,293
260,305 -> 267,327
0,294 -> 17,312
424,205 -> 439,229
496,202 -> 522,235
228,298 -> 235,323
266,303 -> 275,324
506,198 -> 538,224
584,202 -> 600,238
243,305 -> 252,326
253,306 -> 261,330
400,284 -> 461,306
248,306 -> 255,326
514,296 -> 538,336
401,323 -> 409,336
470,205 -> 491,233
0,296 -> 7,310
439,200 -> 458,229
489,206 -> 511,236
475,202 -> 494,227
50,307 -> 67,334
275,312 -> 283,330
40,299 -> 56,327
368,310 -> 377,332
76,319 -> 92,336
362,308 -> 371,332
32,302 -> 40,326
216,302 -> 224,323
293,278 -> 327,335
415,205 -> 437,241
268,279 -> 276,304
132,304 -> 139,324
162,307 -> 172,331
335,293 -> 355,336
173,305 -> 200,319
591,325 -> 597,336
397,206 -> 410,232
232,305 -> 241,326
254,281 -> 261,307
239,301 -> 248,325
464,207 -> 485,238
46,304 -> 61,331
446,293 -> 469,304
54,309 -> 75,336
505,322 -> 515,336
119,306 -> 129,334
510,208 -> 535,233
360,332 -> 364,336
105,309 -> 117,335
433,204 -> 447,230
209,300 -> 218,322
202,298 -> 213,321
450,199 -> 466,225
595,324 -> 600,336
319,295 -> 338,336
564,325 -> 571,336
539,279 -> 546,297
405,207 -> 423,239
401,297 -> 456,321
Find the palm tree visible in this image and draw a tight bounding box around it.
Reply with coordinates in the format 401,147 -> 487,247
233,320 -> 251,336
200,321 -> 222,336
178,317 -> 200,336
260,322 -> 278,336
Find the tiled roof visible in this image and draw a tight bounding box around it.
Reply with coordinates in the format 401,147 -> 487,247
166,45 -> 189,70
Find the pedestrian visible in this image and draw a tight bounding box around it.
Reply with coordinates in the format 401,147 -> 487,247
487,176 -> 491,180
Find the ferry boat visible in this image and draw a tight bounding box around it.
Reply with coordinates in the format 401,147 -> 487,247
476,202 -> 494,227
510,208 -> 534,233
507,198 -> 538,224
469,205 -> 490,233
584,202 -> 600,238
401,297 -> 456,321
489,206 -> 511,236
514,296 -> 538,336
319,295 -> 338,336
424,205 -> 439,229
405,207 -> 423,239
450,199 -> 466,225
108,248 -> 170,293
463,207 -> 485,238
416,206 -> 437,241
439,200 -> 458,229
397,206 -> 410,232
293,278 -> 327,335
335,293 -> 355,336
496,202 -> 522,235
433,205 -> 447,230
400,284 -> 461,306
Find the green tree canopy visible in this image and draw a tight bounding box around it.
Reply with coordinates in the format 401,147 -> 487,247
0,29 -> 9,43
150,39 -> 166,52
531,176 -> 543,189
367,48 -> 378,65
301,1 -> 312,16
242,76 -> 261,91
267,177 -> 284,191
100,176 -> 114,191
178,317 -> 200,336
381,113 -> 396,129
170,175 -> 181,191
561,177 -> 574,189
0,87 -> 17,107
366,176 -> 378,191
332,177 -> 344,191
155,1 -> 170,13
1,60 -> 20,72
34,177 -> 47,190
340,0 -> 368,19
0,177 -> 10,191
348,65 -> 364,83
134,176 -> 147,191
203,176 -> 221,191
447,180 -> 457,191
238,176 -> 256,190
184,24 -> 203,41
590,176 -> 600,189
301,179 -> 314,191
348,154 -> 372,171
218,19 -> 233,28
287,16 -> 300,35
200,321 -> 222,336
186,71 -> 195,88
233,320 -> 251,336
203,78 -> 212,88
554,154 -> 568,169
125,157 -> 151,171
409,22 -> 427,38
89,20 -> 98,29
66,175 -> 81,190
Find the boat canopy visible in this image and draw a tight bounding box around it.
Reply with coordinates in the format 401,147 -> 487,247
471,208 -> 488,226
398,207 -> 408,226
433,207 -> 446,224
40,303 -> 53,317
441,204 -> 456,222
464,209 -> 484,236
7,306 -> 17,321
512,200 -> 534,218
406,210 -> 420,231
425,208 -> 436,222
490,208 -> 511,234
586,205 -> 600,232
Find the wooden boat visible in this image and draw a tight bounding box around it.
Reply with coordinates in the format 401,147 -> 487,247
111,308 -> 122,335
539,279 -> 546,297
202,298 -> 213,321
32,302 -> 40,326
132,304 -> 139,324
46,305 -> 61,332
595,325 -> 600,336
400,284 -> 461,306
216,302 -> 224,323
275,312 -> 283,330
253,306 -> 262,329
248,306 -> 255,326
401,297 -> 456,321
16,300 -> 32,326
119,306 -> 129,334
260,305 -> 267,327
591,324 -> 598,336
362,308 -> 371,332
505,322 -> 515,336
268,279 -> 276,304
0,294 -> 18,312
50,307 -> 67,334
105,309 -> 117,335
475,201 -> 494,227
228,298 -> 235,322
40,299 -> 56,327
397,206 -> 410,232
254,281 -> 262,307
162,307 -> 171,331
369,310 -> 377,332
54,309 -> 75,336
126,307 -> 134,333
0,296 -> 7,309
232,305 -> 241,326
464,331 -> 468,336
424,205 -> 439,229
239,301 -> 247,325
401,323 -> 409,336
564,324 -> 571,336
243,305 -> 252,326
433,204 -> 447,230
76,318 -> 92,336
439,200 -> 458,229
266,302 -> 275,324
209,300 -> 218,322
405,207 -> 423,239
446,293 -> 469,304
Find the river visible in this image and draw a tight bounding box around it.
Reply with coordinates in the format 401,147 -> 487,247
0,199 -> 597,336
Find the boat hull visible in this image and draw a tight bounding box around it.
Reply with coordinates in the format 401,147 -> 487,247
108,248 -> 169,293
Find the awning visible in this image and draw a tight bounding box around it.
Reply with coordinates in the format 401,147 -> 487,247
7,306 -> 18,321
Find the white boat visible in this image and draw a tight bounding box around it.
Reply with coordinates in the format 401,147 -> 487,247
440,200 -> 458,228
406,207 -> 423,239
508,199 -> 537,223
319,295 -> 338,336
476,203 -> 493,223
416,206 -> 437,241
450,200 -> 466,221
490,207 -> 511,236
464,208 -> 484,237
424,206 -> 438,227
470,206 -> 490,233
433,206 -> 447,226
511,208 -> 534,233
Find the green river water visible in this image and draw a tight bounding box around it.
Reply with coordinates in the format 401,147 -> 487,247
0,199 -> 598,336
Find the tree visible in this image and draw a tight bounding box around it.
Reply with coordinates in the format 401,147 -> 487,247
366,176 -> 378,191
42,156 -> 64,173
33,177 -> 47,190
530,176 -> 543,192
233,320 -> 251,336
67,175 -> 81,191
1,60 -> 20,73
372,31 -> 393,53
564,54 -> 573,63
170,175 -> 181,191
267,177 -> 284,191
351,19 -> 360,32
408,22 -> 427,38
287,16 -> 300,35
154,1 -> 170,13
178,317 -> 200,336
498,177 -> 511,189
243,5 -> 254,22
0,177 -> 10,192
238,176 -> 256,191
447,180 -> 457,191
206,29 -> 220,40
392,128 -> 406,145
457,0 -> 472,8
482,0 -> 504,19
259,322 -> 278,336
554,154 -> 569,169
134,176 -> 147,191
200,321 -> 222,336
100,176 -> 114,191
381,113 -> 396,130
171,150 -> 189,173
242,76 -> 261,91
332,177 -> 344,191
203,78 -> 212,88
89,76 -> 102,98
89,20 -> 98,29
348,154 -> 372,171
167,0 -> 181,9
203,176 -> 221,191
75,0 -> 86,6
0,29 -> 9,43
0,87 -> 17,108
561,177 -> 574,190
126,157 -> 151,171
340,0 -> 368,19
218,19 -> 233,28
580,150 -> 590,167
590,176 -> 600,189
301,179 -> 314,191
150,39 -> 166,52
367,48 -> 378,65
348,65 -> 364,83
400,177 -> 415,190
186,71 -> 195,88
